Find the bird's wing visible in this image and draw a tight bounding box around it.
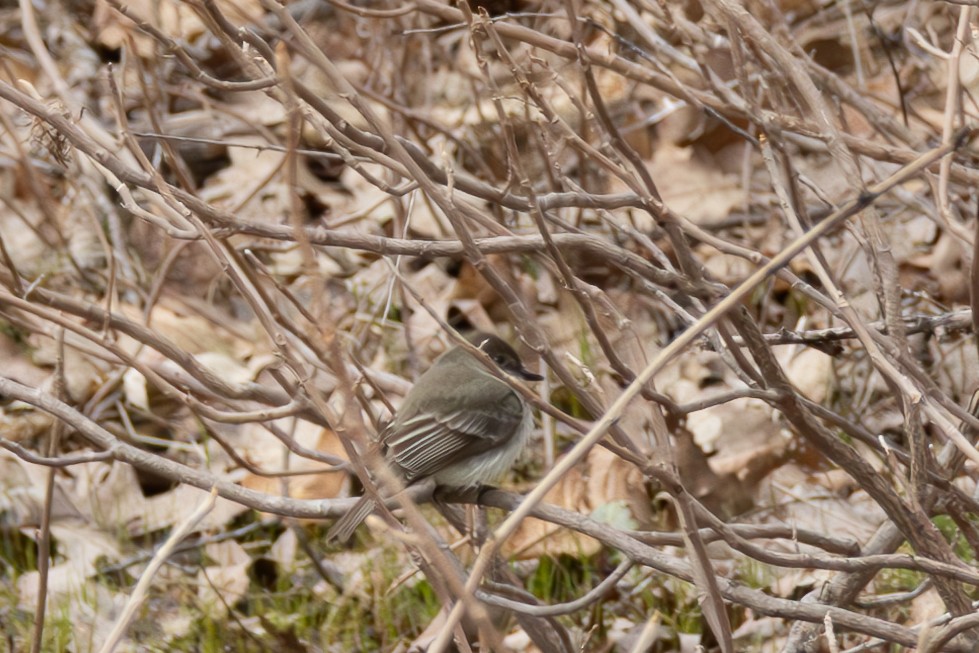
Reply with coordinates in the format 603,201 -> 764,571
382,390 -> 525,481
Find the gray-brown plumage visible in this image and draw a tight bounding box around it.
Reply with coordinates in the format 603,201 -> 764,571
327,332 -> 542,543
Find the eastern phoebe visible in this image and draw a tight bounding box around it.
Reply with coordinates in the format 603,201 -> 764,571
327,332 -> 543,543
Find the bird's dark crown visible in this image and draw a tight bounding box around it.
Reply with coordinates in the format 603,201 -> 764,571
467,332 -> 543,381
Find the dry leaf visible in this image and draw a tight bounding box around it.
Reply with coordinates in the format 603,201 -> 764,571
241,421 -> 348,505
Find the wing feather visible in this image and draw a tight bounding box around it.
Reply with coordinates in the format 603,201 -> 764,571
381,394 -> 525,481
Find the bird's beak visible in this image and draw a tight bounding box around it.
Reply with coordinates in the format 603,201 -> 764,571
518,367 -> 544,382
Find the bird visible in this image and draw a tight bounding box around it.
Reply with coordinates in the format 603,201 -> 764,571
326,331 -> 543,543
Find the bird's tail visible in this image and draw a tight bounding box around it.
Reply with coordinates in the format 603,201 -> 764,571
326,495 -> 377,543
